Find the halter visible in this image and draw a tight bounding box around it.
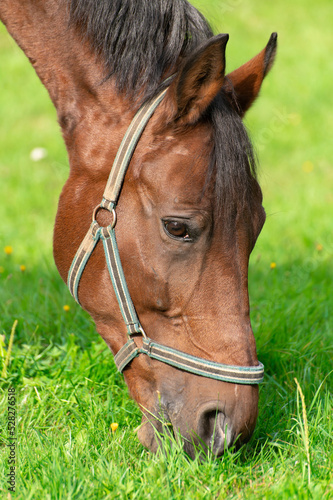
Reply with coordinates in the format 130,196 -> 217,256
67,86 -> 264,385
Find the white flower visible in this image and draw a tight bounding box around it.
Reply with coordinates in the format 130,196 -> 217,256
30,147 -> 48,161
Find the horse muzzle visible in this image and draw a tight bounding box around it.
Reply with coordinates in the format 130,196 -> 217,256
136,383 -> 258,459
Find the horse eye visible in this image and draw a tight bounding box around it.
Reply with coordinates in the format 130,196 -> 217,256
164,221 -> 190,240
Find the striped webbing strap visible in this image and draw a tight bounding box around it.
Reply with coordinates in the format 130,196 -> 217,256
67,84 -> 265,385
114,339 -> 264,385
67,87 -> 168,334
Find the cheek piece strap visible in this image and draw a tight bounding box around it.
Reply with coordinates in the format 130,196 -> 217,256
67,84 -> 264,385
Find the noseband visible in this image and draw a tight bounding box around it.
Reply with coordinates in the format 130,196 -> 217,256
67,86 -> 264,385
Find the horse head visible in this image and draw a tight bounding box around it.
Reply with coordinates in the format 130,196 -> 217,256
0,0 -> 277,458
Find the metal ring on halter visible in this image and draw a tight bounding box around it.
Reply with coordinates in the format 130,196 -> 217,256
138,325 -> 148,339
92,204 -> 117,229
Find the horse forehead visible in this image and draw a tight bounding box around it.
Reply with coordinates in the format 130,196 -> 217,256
139,152 -> 209,209
137,126 -> 213,196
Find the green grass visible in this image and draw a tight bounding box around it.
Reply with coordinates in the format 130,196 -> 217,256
1,0 -> 333,498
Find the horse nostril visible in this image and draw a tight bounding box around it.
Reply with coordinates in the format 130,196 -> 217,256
197,409 -> 232,457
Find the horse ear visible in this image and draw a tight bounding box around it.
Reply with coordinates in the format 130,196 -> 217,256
224,33 -> 277,116
165,34 -> 229,126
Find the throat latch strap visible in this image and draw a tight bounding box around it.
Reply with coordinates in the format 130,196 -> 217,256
67,87 -> 168,333
67,212 -> 142,336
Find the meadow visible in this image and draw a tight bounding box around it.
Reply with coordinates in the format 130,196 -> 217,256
0,0 -> 332,498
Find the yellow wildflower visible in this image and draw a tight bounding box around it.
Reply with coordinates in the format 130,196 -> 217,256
302,161 -> 314,173
63,305 -> 70,312
111,423 -> 119,433
270,262 -> 277,269
316,244 -> 323,252
20,265 -> 26,272
4,246 -> 13,255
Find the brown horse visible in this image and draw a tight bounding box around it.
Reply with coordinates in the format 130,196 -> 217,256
0,0 -> 277,458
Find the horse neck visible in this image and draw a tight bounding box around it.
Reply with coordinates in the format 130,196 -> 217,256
0,0 -> 143,173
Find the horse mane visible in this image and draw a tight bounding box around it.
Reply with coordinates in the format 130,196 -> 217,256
68,0 -> 257,223
68,0 -> 213,98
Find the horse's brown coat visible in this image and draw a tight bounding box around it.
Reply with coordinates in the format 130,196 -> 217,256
0,0 -> 276,457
